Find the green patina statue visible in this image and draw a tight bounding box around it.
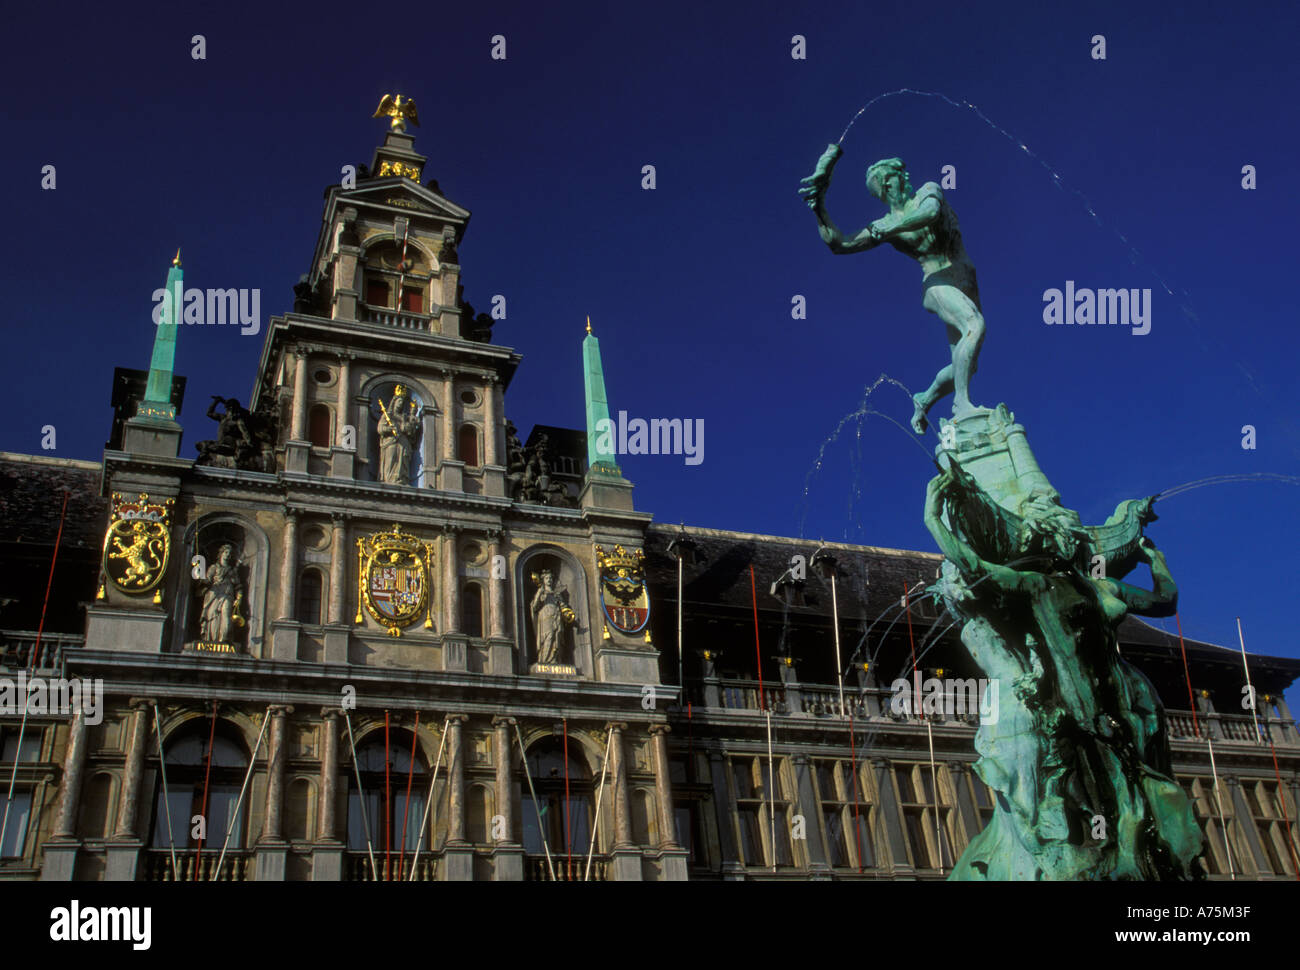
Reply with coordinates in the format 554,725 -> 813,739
924,461 -> 1203,879
800,144 -> 984,434
801,143 -> 1204,879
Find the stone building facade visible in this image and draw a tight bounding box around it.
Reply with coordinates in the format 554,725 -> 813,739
0,120 -> 1297,882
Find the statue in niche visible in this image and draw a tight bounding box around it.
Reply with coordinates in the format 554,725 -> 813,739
195,396 -> 278,473
196,543 -> 245,645
377,384 -> 421,484
530,567 -> 576,665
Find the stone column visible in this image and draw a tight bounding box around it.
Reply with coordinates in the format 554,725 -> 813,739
443,527 -> 460,634
256,705 -> 293,881
279,510 -> 299,620
330,354 -> 355,478
607,722 -> 641,881
441,370 -> 456,463
317,710 -> 340,842
608,723 -> 632,848
483,377 -> 499,466
485,530 -> 511,674
442,714 -> 473,881
446,715 -> 467,843
328,514 -> 347,624
43,708 -> 89,879
290,349 -> 309,441
113,702 -> 151,838
492,717 -> 515,843
52,708 -> 88,840
261,706 -> 292,843
336,355 -> 351,439
648,726 -> 679,849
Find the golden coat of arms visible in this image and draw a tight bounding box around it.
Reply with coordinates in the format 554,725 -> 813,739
355,524 -> 434,637
595,544 -> 651,636
101,493 -> 174,601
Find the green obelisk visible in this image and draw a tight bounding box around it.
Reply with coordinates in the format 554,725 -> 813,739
137,249 -> 183,420
582,316 -> 620,476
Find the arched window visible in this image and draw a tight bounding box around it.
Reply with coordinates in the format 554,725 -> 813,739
520,738 -> 595,874
347,731 -> 437,878
298,569 -> 324,626
285,778 -> 314,841
308,405 -> 332,448
150,721 -> 249,854
462,583 -> 483,638
458,425 -> 479,467
77,773 -> 115,840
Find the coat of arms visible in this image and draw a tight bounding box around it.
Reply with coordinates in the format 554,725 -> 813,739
595,544 -> 650,635
355,525 -> 434,636
101,493 -> 174,602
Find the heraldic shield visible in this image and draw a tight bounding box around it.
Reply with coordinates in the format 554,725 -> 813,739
101,492 -> 174,602
355,525 -> 435,637
595,544 -> 650,634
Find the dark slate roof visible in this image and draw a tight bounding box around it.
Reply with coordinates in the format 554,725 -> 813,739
0,453 -> 106,634
642,523 -> 1300,697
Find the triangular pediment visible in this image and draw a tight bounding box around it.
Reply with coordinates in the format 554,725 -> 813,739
338,179 -> 470,223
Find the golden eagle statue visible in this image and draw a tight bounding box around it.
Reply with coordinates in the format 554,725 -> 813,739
373,94 -> 420,133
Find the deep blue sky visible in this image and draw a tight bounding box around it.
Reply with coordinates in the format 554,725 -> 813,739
3,0 -> 1298,712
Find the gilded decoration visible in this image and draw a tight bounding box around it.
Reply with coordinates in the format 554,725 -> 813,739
355,524 -> 435,637
102,493 -> 174,601
595,544 -> 650,634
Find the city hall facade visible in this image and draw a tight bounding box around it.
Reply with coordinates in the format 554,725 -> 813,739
1,115 -> 1297,882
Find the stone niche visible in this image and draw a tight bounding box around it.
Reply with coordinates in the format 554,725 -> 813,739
515,545 -> 592,678
172,515 -> 268,657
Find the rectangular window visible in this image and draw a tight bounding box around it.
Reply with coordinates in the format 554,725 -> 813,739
1179,775 -> 1246,877
893,762 -> 956,870
400,288 -> 423,313
0,791 -> 31,857
1242,779 -> 1299,876
813,758 -> 876,869
731,756 -> 792,868
1,732 -> 41,762
366,279 -> 390,307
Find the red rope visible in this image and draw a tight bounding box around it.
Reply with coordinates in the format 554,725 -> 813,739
31,489 -> 69,670
749,565 -> 765,712
194,701 -> 218,876
384,711 -> 391,880
563,718 -> 572,879
1174,613 -> 1201,738
399,711 -> 419,878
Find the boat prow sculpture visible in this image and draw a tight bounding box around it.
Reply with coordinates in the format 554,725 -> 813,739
801,141 -> 1204,879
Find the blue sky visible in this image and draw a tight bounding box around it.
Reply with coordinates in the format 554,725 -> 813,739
2,0 -> 1298,713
